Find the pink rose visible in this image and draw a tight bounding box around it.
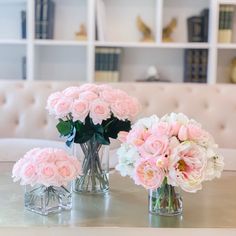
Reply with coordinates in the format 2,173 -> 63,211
118,131 -> 129,143
57,161 -> 76,181
134,158 -> 164,189
139,134 -> 169,158
54,97 -> 72,119
71,99 -> 89,122
79,91 -> 98,101
38,163 -> 58,187
46,92 -> 63,113
151,122 -> 171,137
89,99 -> 111,124
20,163 -> 37,185
126,128 -> 151,146
111,100 -> 129,121
62,87 -> 80,99
79,83 -> 98,93
100,89 -> 118,103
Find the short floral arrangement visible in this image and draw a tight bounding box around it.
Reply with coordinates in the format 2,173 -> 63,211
46,84 -> 140,146
116,113 -> 224,215
46,84 -> 140,194
12,148 -> 81,187
12,148 -> 81,215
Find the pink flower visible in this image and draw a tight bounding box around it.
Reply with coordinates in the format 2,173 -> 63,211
54,97 -> 73,119
126,127 -> 151,146
100,89 -> 118,103
139,134 -> 169,158
20,163 -> 37,185
151,122 -> 172,137
134,158 -> 165,189
79,83 -> 98,93
62,87 -> 80,99
79,91 -> 98,101
71,99 -> 89,122
38,163 -> 58,187
111,100 -> 129,121
89,99 -> 111,124
125,97 -> 140,120
46,92 -> 63,113
178,125 -> 188,141
187,124 -> 206,142
57,161 -> 77,182
168,142 -> 207,192
118,131 -> 129,143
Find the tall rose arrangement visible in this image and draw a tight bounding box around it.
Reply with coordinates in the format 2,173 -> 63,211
116,113 -> 224,192
46,84 -> 140,146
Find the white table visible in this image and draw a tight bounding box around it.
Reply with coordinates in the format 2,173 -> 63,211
0,139 -> 236,235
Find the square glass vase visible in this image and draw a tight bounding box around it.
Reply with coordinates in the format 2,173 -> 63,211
24,183 -> 72,215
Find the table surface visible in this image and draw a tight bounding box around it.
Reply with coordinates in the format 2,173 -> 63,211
1,162 -> 236,228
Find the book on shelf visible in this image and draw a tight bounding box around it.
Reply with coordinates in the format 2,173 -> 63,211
22,56 -> 27,80
35,0 -> 55,39
184,49 -> 208,83
187,8 -> 209,42
21,10 -> 27,39
218,5 -> 235,43
95,47 -> 122,82
95,0 -> 107,41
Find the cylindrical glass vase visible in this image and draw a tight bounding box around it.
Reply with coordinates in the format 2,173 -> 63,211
149,181 -> 183,216
24,183 -> 72,215
73,137 -> 109,194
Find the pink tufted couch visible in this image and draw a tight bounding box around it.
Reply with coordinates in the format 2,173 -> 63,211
0,80 -> 236,148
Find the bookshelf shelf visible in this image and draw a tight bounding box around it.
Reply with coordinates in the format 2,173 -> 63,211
0,0 -> 235,84
34,40 -> 88,47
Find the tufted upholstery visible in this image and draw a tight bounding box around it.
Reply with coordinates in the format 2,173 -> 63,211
0,80 -> 236,148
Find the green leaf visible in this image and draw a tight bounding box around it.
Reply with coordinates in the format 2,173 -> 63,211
56,120 -> 73,136
74,130 -> 94,144
106,119 -> 131,139
95,132 -> 110,145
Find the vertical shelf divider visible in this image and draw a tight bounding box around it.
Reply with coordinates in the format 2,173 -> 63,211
87,0 -> 96,82
155,0 -> 163,44
26,0 -> 35,81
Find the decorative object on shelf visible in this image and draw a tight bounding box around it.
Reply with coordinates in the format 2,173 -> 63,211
187,8 -> 209,42
136,66 -> 170,82
218,5 -> 235,43
95,47 -> 122,82
230,57 -> 236,83
162,18 -> 177,42
116,113 -> 224,216
75,24 -> 87,41
12,148 -> 81,215
184,49 -> 208,83
46,84 -> 140,194
136,15 -> 154,42
21,10 -> 27,39
35,0 -> 55,39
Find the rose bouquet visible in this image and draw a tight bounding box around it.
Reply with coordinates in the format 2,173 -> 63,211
46,84 -> 140,194
12,148 -> 81,215
116,113 -> 224,216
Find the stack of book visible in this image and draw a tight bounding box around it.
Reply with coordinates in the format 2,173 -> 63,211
187,8 -> 209,42
184,49 -> 208,83
21,10 -> 27,39
35,0 -> 55,39
95,47 -> 122,82
218,5 -> 235,43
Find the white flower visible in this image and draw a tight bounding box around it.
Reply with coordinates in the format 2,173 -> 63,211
133,115 -> 159,129
115,144 -> 140,177
161,112 -> 189,125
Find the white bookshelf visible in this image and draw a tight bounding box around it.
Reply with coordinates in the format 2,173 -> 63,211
0,0 -> 235,83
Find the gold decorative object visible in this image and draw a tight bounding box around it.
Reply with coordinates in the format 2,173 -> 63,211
230,57 -> 236,83
75,24 -> 87,41
162,18 -> 177,42
136,15 -> 154,42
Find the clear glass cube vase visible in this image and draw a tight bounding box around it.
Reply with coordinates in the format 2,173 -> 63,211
24,183 -> 72,215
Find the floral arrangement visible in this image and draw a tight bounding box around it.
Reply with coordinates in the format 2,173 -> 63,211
116,113 -> 224,193
12,148 -> 81,187
46,84 -> 140,146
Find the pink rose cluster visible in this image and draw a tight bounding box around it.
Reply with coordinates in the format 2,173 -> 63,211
46,84 -> 140,124
116,113 -> 224,193
12,148 -> 81,187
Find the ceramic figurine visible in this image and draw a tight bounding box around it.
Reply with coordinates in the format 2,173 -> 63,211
162,18 -> 177,42
136,15 -> 155,42
75,24 -> 87,41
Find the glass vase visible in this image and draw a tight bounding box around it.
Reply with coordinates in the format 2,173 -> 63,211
149,180 -> 183,216
73,137 -> 109,194
24,183 -> 72,215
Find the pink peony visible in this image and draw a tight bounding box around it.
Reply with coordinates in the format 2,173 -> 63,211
126,127 -> 151,146
134,158 -> 164,189
89,99 -> 111,124
71,99 -> 89,122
